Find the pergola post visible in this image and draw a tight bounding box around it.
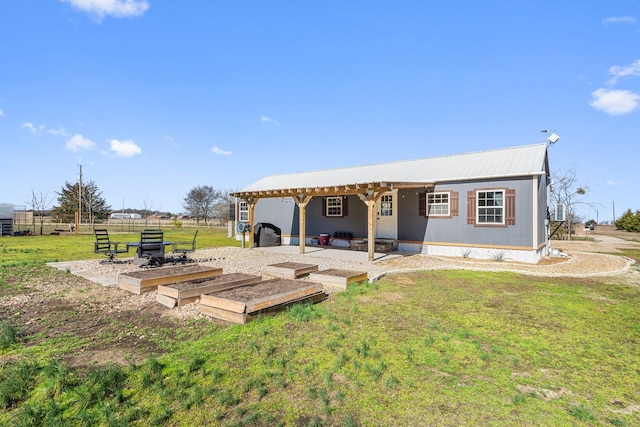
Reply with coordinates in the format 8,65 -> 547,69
293,194 -> 313,254
242,196 -> 258,249
358,189 -> 387,261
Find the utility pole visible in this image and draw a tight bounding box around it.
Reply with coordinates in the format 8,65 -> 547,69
77,164 -> 82,235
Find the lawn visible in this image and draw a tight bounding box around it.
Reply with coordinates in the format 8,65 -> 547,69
1,232 -> 639,426
0,226 -> 238,266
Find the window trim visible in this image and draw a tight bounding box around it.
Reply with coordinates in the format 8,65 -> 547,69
419,190 -> 458,219
427,191 -> 450,217
238,201 -> 249,222
325,196 -> 343,217
476,188 -> 505,225
469,187 -> 516,227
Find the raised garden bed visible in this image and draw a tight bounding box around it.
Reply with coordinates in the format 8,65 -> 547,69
308,268 -> 368,290
200,279 -> 326,324
118,264 -> 223,295
264,262 -> 318,279
156,273 -> 262,308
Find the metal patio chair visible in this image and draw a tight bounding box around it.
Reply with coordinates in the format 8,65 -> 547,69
172,230 -> 198,263
94,229 -> 129,263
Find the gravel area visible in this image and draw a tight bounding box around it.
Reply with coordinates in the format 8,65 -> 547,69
59,245 -> 636,284
49,238 -> 639,320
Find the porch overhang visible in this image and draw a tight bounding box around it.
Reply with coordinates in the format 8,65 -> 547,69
231,181 -> 434,261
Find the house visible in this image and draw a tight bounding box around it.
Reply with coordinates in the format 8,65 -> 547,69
231,143 -> 551,263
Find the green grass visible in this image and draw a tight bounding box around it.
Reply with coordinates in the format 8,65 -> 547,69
0,226 -> 238,266
1,268 -> 639,425
1,234 -> 639,425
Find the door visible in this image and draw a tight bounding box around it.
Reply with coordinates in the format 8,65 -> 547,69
376,190 -> 397,239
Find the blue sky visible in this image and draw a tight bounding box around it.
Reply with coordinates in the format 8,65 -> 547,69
1,0 -> 638,222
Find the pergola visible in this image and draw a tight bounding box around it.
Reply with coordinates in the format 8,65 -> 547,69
231,181 -> 433,261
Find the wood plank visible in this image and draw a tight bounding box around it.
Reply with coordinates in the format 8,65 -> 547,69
248,292 -> 326,316
156,293 -> 177,308
201,292 -> 326,324
117,265 -> 223,294
117,281 -> 152,295
264,262 -> 318,279
199,295 -> 247,314
245,283 -> 323,312
308,269 -> 368,289
157,273 -> 261,300
200,304 -> 248,324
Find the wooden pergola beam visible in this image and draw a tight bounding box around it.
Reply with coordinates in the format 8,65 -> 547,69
231,182 -> 435,260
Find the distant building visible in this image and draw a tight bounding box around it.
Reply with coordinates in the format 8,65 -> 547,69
110,212 -> 142,219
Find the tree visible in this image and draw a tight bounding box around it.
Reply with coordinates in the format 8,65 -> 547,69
51,180 -> 111,225
550,167 -> 596,240
615,209 -> 640,232
27,189 -> 54,235
183,185 -> 220,225
210,189 -> 235,222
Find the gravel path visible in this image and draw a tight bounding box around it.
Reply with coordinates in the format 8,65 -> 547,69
55,244 -> 637,286
47,239 -> 639,320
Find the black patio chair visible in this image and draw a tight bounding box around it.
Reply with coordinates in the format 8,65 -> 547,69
94,229 -> 129,263
172,230 -> 198,263
135,229 -> 166,267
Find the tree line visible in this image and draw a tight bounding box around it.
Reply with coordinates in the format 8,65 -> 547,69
27,181 -> 235,234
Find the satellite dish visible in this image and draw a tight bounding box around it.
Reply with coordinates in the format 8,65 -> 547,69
547,133 -> 560,144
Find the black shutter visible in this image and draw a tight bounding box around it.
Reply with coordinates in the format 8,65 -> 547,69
419,193 -> 426,217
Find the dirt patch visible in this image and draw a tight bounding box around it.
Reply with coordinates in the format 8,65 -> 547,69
1,266 -> 204,368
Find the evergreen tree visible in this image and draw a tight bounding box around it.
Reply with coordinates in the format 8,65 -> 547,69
52,180 -> 111,224
615,209 -> 640,232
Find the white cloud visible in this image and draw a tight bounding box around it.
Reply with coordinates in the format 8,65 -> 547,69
65,134 -> 95,152
60,0 -> 149,19
606,179 -> 623,186
109,139 -> 142,157
22,122 -> 45,135
608,59 -> 640,84
212,146 -> 232,155
48,127 -> 70,137
260,115 -> 280,126
603,16 -> 636,25
589,88 -> 640,115
0,109 -> 4,117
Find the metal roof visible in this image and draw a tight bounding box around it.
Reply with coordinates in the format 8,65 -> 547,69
238,143 -> 549,194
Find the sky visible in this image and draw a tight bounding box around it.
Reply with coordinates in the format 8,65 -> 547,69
1,0 -> 638,222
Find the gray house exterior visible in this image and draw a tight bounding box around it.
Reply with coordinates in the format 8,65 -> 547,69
232,144 -> 551,263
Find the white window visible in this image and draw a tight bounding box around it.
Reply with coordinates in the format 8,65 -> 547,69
325,197 -> 343,217
477,190 -> 504,224
427,192 -> 449,216
380,194 -> 393,216
239,201 -> 249,222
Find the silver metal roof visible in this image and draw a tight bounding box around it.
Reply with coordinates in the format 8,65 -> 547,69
240,143 -> 549,192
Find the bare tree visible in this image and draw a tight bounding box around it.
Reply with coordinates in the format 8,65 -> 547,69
183,186 -> 220,225
27,189 -> 54,235
550,167 -> 597,240
141,195 -> 154,228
